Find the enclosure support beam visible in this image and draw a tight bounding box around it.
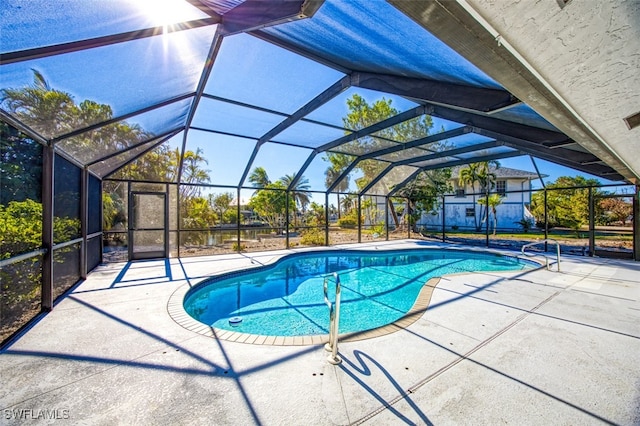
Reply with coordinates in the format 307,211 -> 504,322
236,187 -> 242,252
544,189 -> 549,252
80,167 -> 88,279
485,191 -> 490,247
42,146 -> 54,311
634,186 -> 640,261
357,196 -> 362,243
285,191 -> 290,249
404,198 -> 411,238
588,188 -> 595,257
442,196 -> 446,242
325,193 -> 330,247
385,196 -> 390,241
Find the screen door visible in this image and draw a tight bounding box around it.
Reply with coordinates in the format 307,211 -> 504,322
130,192 -> 167,260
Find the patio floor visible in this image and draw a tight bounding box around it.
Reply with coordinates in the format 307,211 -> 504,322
1,240 -> 639,425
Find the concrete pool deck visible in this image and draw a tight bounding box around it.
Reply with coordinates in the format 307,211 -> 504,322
1,240 -> 639,425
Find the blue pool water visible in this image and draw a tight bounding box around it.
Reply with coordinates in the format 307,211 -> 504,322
184,249 -> 536,337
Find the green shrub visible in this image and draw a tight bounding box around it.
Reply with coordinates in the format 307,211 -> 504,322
514,218 -> 533,233
370,223 -> 385,236
337,217 -> 357,228
300,228 -> 325,246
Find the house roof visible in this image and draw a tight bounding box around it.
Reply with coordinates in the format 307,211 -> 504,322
450,165 -> 541,181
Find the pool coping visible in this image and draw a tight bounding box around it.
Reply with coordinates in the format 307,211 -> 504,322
167,276 -> 442,346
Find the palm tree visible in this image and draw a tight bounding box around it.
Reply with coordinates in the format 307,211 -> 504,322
248,167 -> 271,193
458,163 -> 482,230
248,166 -> 271,187
341,193 -> 356,215
459,161 -> 501,231
477,160 -> 500,227
478,193 -> 504,235
280,173 -> 311,226
180,148 -> 210,199
324,153 -> 351,219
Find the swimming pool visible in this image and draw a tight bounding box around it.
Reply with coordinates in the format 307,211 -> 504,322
183,248 -> 536,338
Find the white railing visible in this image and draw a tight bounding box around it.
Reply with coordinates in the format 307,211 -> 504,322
323,273 -> 342,365
521,239 -> 561,272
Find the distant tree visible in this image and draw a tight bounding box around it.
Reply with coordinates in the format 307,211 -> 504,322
341,193 -> 356,215
248,181 -> 295,228
599,197 -> 632,225
305,202 -> 326,226
326,94 -> 447,229
209,192 -> 234,225
394,169 -> 452,232
530,176 -> 604,232
337,94 -> 435,185
478,193 -> 504,235
180,148 -> 210,199
180,196 -> 217,234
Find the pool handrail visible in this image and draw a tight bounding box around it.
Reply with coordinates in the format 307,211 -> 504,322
323,272 -> 342,365
521,239 -> 561,272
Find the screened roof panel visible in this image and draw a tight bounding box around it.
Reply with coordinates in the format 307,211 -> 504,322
56,98 -> 191,165
109,136 -> 184,182
249,142 -> 314,189
197,0 -> 244,15
183,130 -> 255,186
353,159 -> 390,191
1,26 -> 216,139
370,114 -> 437,143
331,136 -> 400,157
490,104 -> 559,132
447,132 -> 495,146
377,147 -> 437,163
303,87 -> 419,128
89,133 -> 177,179
304,152 -> 353,192
191,97 -> 284,138
452,146 -> 520,161
411,157 -> 460,169
321,152 -> 357,192
364,165 -> 419,196
273,120 -> 348,149
262,0 -> 502,89
410,146 -> 520,168
204,33 -> 345,114
0,0 -> 209,54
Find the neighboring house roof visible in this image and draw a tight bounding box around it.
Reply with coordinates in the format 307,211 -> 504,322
450,165 -> 543,181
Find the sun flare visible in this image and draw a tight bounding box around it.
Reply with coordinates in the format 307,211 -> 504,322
135,0 -> 203,29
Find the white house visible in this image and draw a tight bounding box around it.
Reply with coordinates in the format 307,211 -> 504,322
417,166 -> 540,232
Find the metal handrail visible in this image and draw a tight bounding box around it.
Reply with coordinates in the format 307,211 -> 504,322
323,272 -> 342,365
0,248 -> 47,269
521,239 -> 561,272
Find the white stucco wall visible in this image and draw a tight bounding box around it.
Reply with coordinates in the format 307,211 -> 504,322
467,0 -> 640,181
